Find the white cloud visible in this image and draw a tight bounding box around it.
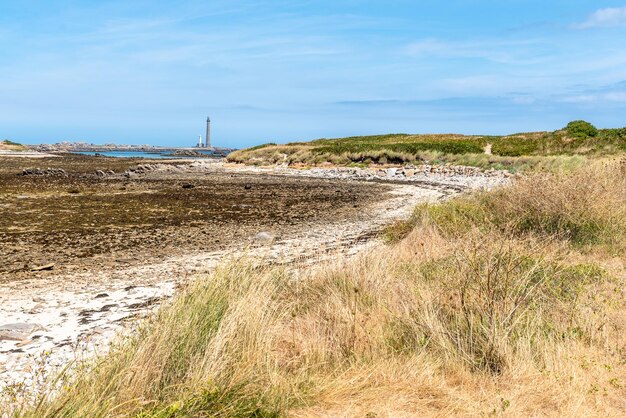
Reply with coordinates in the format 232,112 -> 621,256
574,6 -> 626,29
403,38 -> 448,55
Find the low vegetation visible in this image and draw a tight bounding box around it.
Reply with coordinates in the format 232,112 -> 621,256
0,139 -> 26,151
227,121 -> 626,171
8,159 -> 625,416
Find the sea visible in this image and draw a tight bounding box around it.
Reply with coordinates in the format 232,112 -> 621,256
73,150 -> 216,159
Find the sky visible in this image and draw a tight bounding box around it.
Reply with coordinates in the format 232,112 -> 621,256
1,1 -> 626,148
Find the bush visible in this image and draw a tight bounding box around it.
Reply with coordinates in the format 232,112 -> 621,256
565,120 -> 598,138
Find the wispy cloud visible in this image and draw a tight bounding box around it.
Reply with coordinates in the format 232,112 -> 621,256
334,96 -> 533,109
558,80 -> 626,103
573,6 -> 626,29
334,80 -> 626,111
403,38 -> 551,65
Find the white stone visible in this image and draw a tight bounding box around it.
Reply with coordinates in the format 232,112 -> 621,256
254,231 -> 274,244
386,168 -> 397,177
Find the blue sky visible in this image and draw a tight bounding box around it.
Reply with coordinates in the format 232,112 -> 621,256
1,1 -> 626,148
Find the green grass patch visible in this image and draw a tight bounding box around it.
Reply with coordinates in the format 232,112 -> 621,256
315,140 -> 484,156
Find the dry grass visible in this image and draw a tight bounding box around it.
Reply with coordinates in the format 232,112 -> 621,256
391,158 -> 626,252
7,161 -> 626,417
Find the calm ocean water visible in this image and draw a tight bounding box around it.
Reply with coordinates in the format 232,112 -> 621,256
73,150 -> 215,159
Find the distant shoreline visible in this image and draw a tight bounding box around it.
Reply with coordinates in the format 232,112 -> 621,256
71,150 -> 222,159
29,143 -> 237,154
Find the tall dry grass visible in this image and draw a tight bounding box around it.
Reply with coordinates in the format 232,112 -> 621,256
7,161 -> 626,417
392,158 -> 626,252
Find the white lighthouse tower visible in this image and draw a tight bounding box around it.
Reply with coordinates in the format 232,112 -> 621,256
205,116 -> 211,148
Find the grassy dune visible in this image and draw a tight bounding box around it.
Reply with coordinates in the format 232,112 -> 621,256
227,121 -> 625,171
8,159 -> 625,417
0,140 -> 26,151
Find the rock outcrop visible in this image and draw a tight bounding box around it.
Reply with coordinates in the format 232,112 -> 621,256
20,168 -> 67,176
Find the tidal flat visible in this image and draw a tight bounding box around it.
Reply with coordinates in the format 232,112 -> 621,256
0,154 -> 392,282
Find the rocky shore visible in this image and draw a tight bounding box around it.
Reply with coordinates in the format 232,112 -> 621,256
245,163 -> 514,190
107,160 -> 513,190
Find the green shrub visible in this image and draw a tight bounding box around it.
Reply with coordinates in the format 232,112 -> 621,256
491,137 -> 540,156
315,140 -> 483,156
565,120 -> 598,138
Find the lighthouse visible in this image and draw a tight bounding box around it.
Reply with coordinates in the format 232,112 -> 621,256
205,116 -> 211,148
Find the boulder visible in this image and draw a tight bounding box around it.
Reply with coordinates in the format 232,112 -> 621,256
253,231 -> 274,244
21,168 -> 66,176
